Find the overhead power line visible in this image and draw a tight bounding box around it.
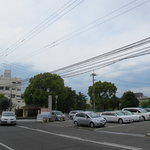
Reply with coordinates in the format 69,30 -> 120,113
0,0 -> 84,57
0,0 -> 149,79
12,0 -> 150,62
49,36 -> 150,78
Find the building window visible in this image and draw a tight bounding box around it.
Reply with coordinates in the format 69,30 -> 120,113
5,87 -> 9,90
17,89 -> 21,91
12,94 -> 15,98
0,86 -> 4,90
16,95 -> 21,98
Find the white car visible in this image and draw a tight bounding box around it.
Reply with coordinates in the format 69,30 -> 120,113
37,111 -> 52,122
121,110 -> 142,122
69,110 -> 84,120
0,111 -> 16,125
101,111 -> 132,124
122,108 -> 150,121
52,111 -> 66,121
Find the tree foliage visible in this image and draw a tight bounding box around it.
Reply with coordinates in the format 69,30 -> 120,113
140,99 -> 150,108
24,73 -> 87,112
121,91 -> 139,108
62,87 -> 87,113
0,94 -> 10,112
76,92 -> 87,110
24,73 -> 66,108
88,81 -> 117,111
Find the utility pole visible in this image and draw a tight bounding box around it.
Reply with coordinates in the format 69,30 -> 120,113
90,71 -> 96,112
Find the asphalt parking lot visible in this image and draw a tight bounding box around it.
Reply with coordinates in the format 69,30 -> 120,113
0,120 -> 150,150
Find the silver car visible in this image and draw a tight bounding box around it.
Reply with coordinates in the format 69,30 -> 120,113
52,111 -> 66,121
73,112 -> 106,128
69,110 -> 84,120
0,111 -> 16,125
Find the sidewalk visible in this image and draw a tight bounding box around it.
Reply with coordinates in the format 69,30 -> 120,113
17,119 -> 37,122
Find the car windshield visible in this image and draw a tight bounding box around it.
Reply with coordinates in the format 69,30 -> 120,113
123,111 -> 132,115
2,112 -> 15,116
71,112 -> 77,114
55,111 -> 63,115
87,112 -> 100,118
116,112 -> 124,116
138,108 -> 147,113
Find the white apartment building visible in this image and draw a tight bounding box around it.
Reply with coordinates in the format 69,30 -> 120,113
0,70 -> 25,110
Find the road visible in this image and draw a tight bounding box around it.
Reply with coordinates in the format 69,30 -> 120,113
0,120 -> 150,150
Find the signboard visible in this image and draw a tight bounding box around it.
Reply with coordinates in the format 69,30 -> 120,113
41,108 -> 50,112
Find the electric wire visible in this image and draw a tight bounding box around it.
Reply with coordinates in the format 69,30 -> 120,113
12,0 -> 150,62
0,0 -> 84,56
51,37 -> 150,74
1,0 -> 150,81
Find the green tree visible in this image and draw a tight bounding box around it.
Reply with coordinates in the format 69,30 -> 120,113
63,87 -> 77,112
0,94 -> 10,112
63,88 -> 87,112
121,91 -> 139,108
140,101 -> 149,107
88,81 -> 117,111
109,96 -> 120,110
24,73 -> 66,108
76,92 -> 87,110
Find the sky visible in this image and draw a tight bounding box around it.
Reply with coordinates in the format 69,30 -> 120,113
0,0 -> 150,98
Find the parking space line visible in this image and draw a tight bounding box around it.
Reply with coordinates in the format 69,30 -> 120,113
0,142 -> 15,150
96,130 -> 145,137
18,125 -> 142,150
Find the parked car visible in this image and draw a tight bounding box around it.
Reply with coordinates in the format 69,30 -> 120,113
122,108 -> 150,121
121,110 -> 143,122
37,111 -> 52,122
144,108 -> 150,112
52,110 -> 66,121
69,110 -> 84,120
101,111 -> 132,124
0,111 -> 16,125
73,111 -> 106,128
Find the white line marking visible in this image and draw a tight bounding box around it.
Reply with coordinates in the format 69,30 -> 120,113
97,130 -> 145,137
18,126 -> 142,150
0,142 -> 15,150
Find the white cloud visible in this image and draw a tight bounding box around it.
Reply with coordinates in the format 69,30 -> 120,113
0,0 -> 150,97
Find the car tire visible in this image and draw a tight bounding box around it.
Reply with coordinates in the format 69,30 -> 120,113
118,118 -> 123,124
74,121 -> 78,126
141,116 -> 145,121
90,122 -> 95,128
